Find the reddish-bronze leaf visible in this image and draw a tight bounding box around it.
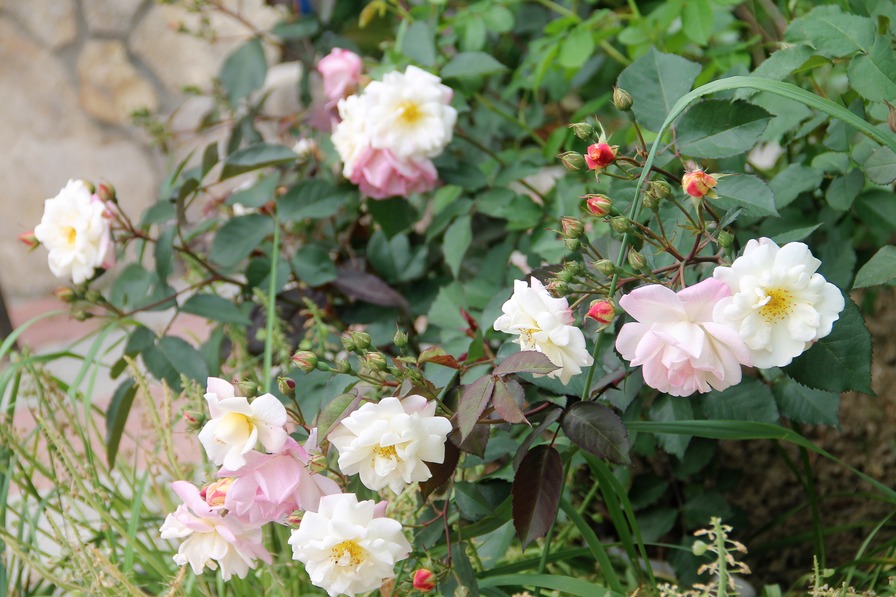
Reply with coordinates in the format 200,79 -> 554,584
449,424 -> 489,458
492,378 -> 528,424
561,401 -> 631,464
494,351 -> 559,376
512,444 -> 563,548
512,406 -> 563,471
419,347 -> 463,369
457,374 -> 495,441
420,440 -> 460,500
332,267 -> 409,310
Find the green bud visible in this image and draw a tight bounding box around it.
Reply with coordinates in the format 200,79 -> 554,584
393,329 -> 408,348
558,151 -> 586,171
278,376 -> 296,395
567,260 -> 584,276
556,269 -> 573,283
568,122 -> 594,140
612,86 -> 633,112
648,179 -> 672,199
364,352 -> 388,372
642,193 -> 659,211
717,229 -> 734,248
691,540 -> 709,556
628,250 -> 648,271
290,351 -> 318,373
594,259 -> 616,276
335,360 -> 353,374
340,335 -> 357,352
350,331 -> 372,351
549,280 -> 570,296
609,216 -> 631,234
564,237 -> 581,252
560,216 -> 585,239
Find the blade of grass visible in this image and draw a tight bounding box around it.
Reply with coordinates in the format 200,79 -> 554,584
560,498 -> 625,593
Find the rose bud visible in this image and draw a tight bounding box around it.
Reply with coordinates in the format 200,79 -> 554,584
682,169 -> 718,199
585,194 -> 612,217
558,151 -> 586,171
568,122 -> 594,140
585,142 -> 618,170
413,568 -> 437,592
586,300 -> 616,326
291,351 -> 318,373
201,477 -> 234,508
560,216 -> 585,239
18,231 -> 39,251
612,86 -> 633,111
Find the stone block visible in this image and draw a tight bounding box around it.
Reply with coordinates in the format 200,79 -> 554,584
77,39 -> 159,125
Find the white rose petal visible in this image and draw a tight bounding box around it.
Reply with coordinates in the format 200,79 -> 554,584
33,179 -> 112,284
329,395 -> 452,495
712,238 -> 845,368
493,277 -> 594,384
289,493 -> 411,597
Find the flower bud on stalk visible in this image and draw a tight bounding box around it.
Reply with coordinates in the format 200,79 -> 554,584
364,352 -> 388,372
567,260 -> 584,276
54,286 -> 76,303
560,216 -> 585,239
334,360 -> 353,374
584,194 -> 612,217
564,238 -> 581,252
18,231 -> 39,251
350,331 -> 372,351
586,299 -> 616,326
609,216 -> 631,234
413,569 -> 437,592
548,280 -> 570,296
201,478 -> 234,508
612,86 -> 633,112
97,183 -> 117,204
340,335 -> 357,352
642,193 -> 659,211
556,269 -> 573,283
682,169 -> 718,199
291,351 -> 318,373
647,179 -> 671,199
393,329 -> 408,348
717,229 -> 734,249
628,250 -> 648,271
594,259 -> 616,276
568,122 -> 594,140
558,151 -> 586,171
585,142 -> 618,170
182,409 -> 206,431
278,376 -> 296,395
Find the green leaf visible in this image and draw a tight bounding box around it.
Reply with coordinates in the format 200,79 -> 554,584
318,392 -> 362,439
617,48 -> 702,132
211,214 -> 274,268
108,264 -> 174,311
864,146 -> 896,185
220,38 -> 267,106
649,395 -> 693,459
512,445 -> 563,548
458,375 -> 495,441
770,163 -> 823,209
157,336 -> 209,384
201,142 -> 219,179
714,174 -> 778,217
786,5 -> 875,57
367,197 -> 414,238
292,244 -> 337,287
105,379 -> 137,469
278,179 -> 345,220
221,143 -> 297,180
561,401 -> 631,464
455,480 -> 511,522
676,100 -> 771,158
854,245 -> 896,289
825,168 -> 864,211
848,38 -> 896,102
443,215 -> 472,278
494,351 -> 559,376
227,173 -> 279,208
401,20 -> 437,66
855,190 -> 896,230
682,0 -> 713,45
746,45 -> 815,84
181,294 -> 251,325
478,574 -> 614,597
441,51 -> 507,78
698,378 -> 780,423
448,543 -> 480,596
558,25 -> 594,69
784,297 -> 873,394
154,226 -> 176,281
771,223 -> 822,244
774,377 -> 840,427
271,18 -> 319,40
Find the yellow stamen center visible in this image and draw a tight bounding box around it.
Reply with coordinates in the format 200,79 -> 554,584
372,445 -> 398,459
396,100 -> 423,126
63,226 -> 77,245
330,540 -> 365,567
519,328 -> 538,350
759,288 -> 793,323
216,412 -> 252,443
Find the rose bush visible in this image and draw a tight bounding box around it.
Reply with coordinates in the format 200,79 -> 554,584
5,0 -> 896,595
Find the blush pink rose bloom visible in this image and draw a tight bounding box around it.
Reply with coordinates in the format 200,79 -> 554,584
219,437 -> 341,525
317,48 -> 362,107
615,278 -> 751,397
348,146 -> 437,200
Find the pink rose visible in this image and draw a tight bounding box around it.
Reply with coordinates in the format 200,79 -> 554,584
615,278 -> 751,397
317,48 -> 362,107
348,146 -> 437,200
220,437 -> 341,525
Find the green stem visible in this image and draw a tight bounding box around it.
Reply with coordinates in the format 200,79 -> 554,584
474,93 -> 547,148
713,518 -> 729,597
263,214 -> 280,394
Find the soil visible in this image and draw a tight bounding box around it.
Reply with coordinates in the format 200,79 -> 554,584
721,290 -> 896,590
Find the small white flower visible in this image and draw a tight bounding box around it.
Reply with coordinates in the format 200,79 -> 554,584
493,277 -> 594,384
159,481 -> 271,580
362,65 -> 456,159
293,137 -> 318,162
289,493 -> 411,597
33,179 -> 113,284
712,238 -> 845,368
197,377 -> 288,470
329,395 -> 452,494
332,93 -> 369,178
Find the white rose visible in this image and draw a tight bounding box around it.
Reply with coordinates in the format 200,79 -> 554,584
332,93 -> 369,178
33,179 -> 113,284
493,277 -> 594,384
197,377 -> 288,470
712,238 -> 845,368
289,493 -> 411,597
329,395 -> 452,494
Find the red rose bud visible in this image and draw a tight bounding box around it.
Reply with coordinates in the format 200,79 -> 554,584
18,231 -> 39,251
182,409 -> 206,430
586,300 -> 616,325
291,351 -> 318,372
585,194 -> 612,217
585,142 -> 617,170
97,183 -> 117,204
413,569 -> 437,592
201,478 -> 234,507
286,510 -> 304,526
682,169 -> 718,199
278,376 -> 296,394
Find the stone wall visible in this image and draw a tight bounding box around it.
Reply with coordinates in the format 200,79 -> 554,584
0,0 -> 282,300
